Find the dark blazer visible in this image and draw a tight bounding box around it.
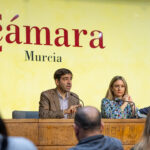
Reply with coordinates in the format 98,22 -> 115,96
69,135 -> 124,150
39,89 -> 79,118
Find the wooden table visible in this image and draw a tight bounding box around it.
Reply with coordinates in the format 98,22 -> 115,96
4,119 -> 145,150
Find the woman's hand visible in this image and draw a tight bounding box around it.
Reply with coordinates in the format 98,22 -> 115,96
122,95 -> 135,116
128,96 -> 133,102
122,95 -> 133,102
121,95 -> 130,111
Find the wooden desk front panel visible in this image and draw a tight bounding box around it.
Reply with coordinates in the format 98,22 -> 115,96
4,119 -> 39,145
38,123 -> 77,145
102,119 -> 145,145
4,119 -> 145,150
38,146 -> 72,150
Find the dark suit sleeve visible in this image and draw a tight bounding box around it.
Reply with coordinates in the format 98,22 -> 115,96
130,147 -> 134,150
39,92 -> 64,118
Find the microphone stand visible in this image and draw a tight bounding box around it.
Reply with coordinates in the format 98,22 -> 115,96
116,99 -> 136,118
124,100 -> 136,118
70,93 -> 84,107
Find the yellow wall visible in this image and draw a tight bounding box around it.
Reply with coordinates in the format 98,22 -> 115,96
0,0 -> 150,118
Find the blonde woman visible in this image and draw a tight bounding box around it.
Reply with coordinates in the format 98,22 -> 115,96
101,76 -> 138,119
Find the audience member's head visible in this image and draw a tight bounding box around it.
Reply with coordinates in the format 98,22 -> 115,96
74,106 -> 103,141
134,111 -> 150,150
0,116 -> 37,150
0,116 -> 8,150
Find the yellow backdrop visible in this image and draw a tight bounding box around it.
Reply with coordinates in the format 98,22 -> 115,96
0,0 -> 150,118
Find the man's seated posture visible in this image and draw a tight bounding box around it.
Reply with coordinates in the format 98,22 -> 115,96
39,68 -> 81,118
69,106 -> 124,150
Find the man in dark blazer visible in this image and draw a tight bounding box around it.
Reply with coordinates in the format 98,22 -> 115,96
39,68 -> 81,118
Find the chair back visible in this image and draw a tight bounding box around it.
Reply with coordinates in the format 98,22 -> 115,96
12,110 -> 39,119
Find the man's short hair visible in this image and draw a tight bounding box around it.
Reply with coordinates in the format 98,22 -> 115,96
75,106 -> 101,130
54,68 -> 72,80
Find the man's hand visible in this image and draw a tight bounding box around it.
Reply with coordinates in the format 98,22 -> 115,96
64,104 -> 81,114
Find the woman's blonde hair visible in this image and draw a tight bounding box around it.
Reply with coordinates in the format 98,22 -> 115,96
105,76 -> 128,100
134,112 -> 150,150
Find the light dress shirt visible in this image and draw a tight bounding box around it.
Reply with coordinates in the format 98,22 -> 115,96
57,91 -> 69,118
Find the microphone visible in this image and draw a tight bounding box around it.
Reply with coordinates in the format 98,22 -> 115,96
126,101 -> 137,118
70,93 -> 84,107
115,99 -> 136,118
